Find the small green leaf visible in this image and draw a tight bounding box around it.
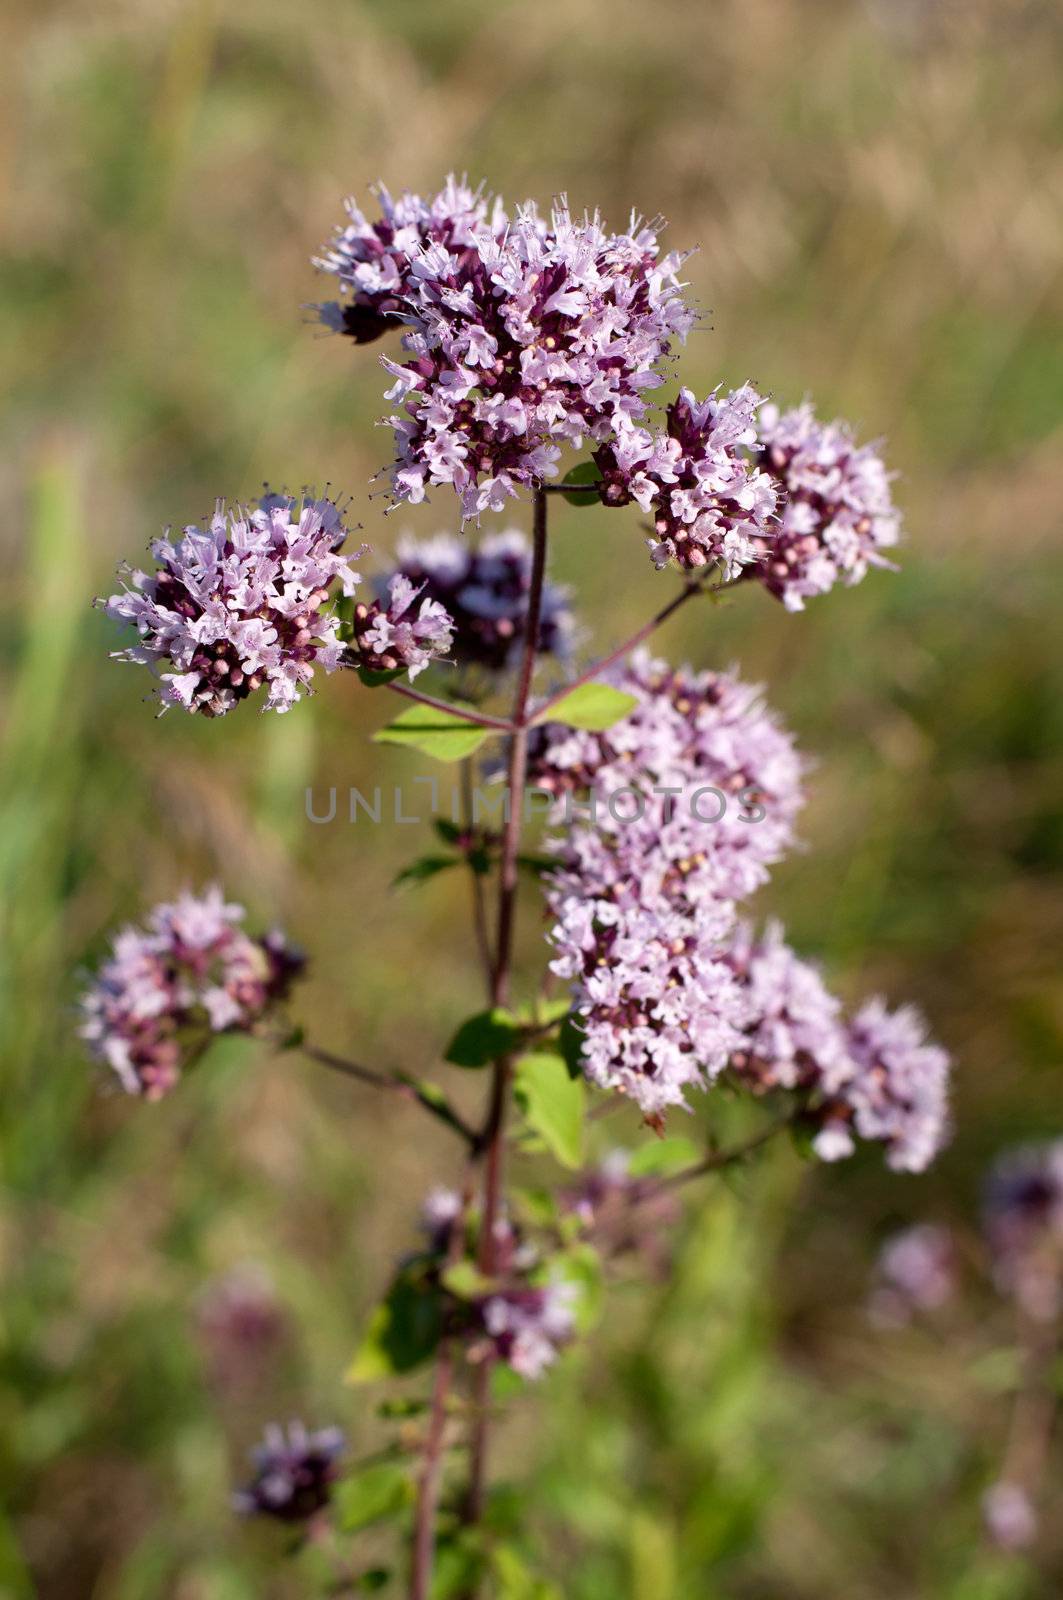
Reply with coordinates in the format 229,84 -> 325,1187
391,854 -> 460,890
346,1269 -> 443,1382
373,703 -> 491,762
514,997 -> 572,1031
627,1137 -> 701,1178
533,682 -> 638,732
441,1260 -> 496,1301
357,664 -> 407,687
557,1013 -> 586,1077
335,1461 -> 412,1533
514,1051 -> 585,1169
434,818 -> 463,845
444,1008 -> 523,1068
516,853 -> 555,879
559,460 -> 603,506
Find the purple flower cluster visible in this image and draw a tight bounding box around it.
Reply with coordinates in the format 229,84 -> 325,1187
983,1140 -> 1063,1321
319,179 -> 695,522
346,573 -> 454,681
752,401 -> 901,610
417,1189 -> 576,1381
380,530 -> 574,674
102,495 -> 365,715
478,1280 -> 577,1380
592,386 -> 778,573
725,925 -> 951,1172
538,653 -> 805,1117
233,1422 -> 345,1522
531,649 -> 805,902
79,887 -> 303,1099
868,1224 -> 957,1327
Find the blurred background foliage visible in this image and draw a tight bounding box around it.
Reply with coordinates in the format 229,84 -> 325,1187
2,0 -> 1062,1594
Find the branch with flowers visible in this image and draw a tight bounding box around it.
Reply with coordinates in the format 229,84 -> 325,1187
84,175 -> 951,1598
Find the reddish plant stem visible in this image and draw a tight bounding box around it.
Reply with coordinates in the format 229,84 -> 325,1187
464,487 -> 549,1536
460,758 -> 495,996
527,574 -> 721,727
410,1166 -> 476,1600
387,678 -> 515,732
301,1044 -> 477,1147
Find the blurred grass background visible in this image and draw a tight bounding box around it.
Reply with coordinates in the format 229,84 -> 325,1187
2,0 -> 1062,1594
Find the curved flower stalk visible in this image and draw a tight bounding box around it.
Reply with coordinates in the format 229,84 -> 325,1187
87,174 -> 958,1599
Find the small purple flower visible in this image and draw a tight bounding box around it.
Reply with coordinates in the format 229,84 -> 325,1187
79,887 -> 303,1098
380,530 -> 574,674
315,175 -> 501,345
102,495 -> 364,716
420,1185 -> 464,1253
478,1279 -> 577,1380
983,1141 -> 1063,1321
346,573 -> 454,681
752,401 -> 901,610
233,1422 -> 345,1522
868,1224 -> 957,1327
592,386 -> 778,574
982,1482 -> 1037,1551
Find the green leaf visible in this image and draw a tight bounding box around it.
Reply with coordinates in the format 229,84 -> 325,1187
533,682 -> 638,732
391,854 -> 460,890
559,460 -> 603,506
346,1269 -> 443,1382
357,664 -> 407,687
441,1260 -> 496,1301
557,1013 -> 586,1077
627,1137 -> 701,1178
335,1461 -> 412,1533
443,1008 -> 524,1068
373,703 -> 491,762
434,818 -> 463,845
514,1051 -> 585,1169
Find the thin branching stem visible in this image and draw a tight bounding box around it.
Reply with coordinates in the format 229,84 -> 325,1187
387,679 -> 516,732
526,574 -> 727,728
300,1044 -> 477,1147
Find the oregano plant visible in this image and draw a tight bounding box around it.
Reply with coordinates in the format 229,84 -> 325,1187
85,176 -> 951,1597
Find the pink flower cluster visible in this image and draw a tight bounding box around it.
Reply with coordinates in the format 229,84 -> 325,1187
725,923 -> 951,1172
536,652 -> 805,1118
752,400 -> 901,610
318,178 -> 695,522
102,494 -> 456,715
593,386 -> 778,573
80,887 -> 303,1099
418,1189 -> 576,1381
536,659 -> 950,1167
380,529 -> 575,674
867,1224 -> 957,1327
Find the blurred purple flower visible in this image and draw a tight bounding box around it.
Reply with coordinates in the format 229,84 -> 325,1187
983,1140 -> 1063,1321
379,530 -> 574,674
868,1223 -> 957,1327
80,887 -> 303,1098
982,1481 -> 1037,1551
233,1421 -> 345,1522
